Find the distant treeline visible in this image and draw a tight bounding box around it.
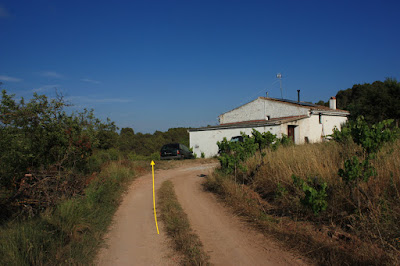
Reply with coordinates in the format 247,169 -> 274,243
116,127 -> 189,156
317,78 -> 400,124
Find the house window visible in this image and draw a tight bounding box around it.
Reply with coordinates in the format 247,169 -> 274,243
319,113 -> 322,124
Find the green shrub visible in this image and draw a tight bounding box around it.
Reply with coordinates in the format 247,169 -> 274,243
292,175 -> 328,215
277,134 -> 293,147
217,130 -> 292,175
331,123 -> 352,144
0,90 -> 117,190
275,182 -> 288,199
252,129 -> 278,151
217,133 -> 258,174
150,152 -> 160,161
338,156 -> 375,185
127,152 -> 148,161
336,117 -> 398,202
87,148 -> 122,173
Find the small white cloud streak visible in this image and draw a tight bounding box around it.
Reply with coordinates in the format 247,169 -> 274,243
0,5 -> 10,18
0,75 -> 22,82
32,84 -> 60,93
41,71 -> 63,78
81,78 -> 101,84
66,96 -> 132,104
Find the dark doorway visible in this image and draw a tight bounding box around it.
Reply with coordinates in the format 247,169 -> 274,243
288,125 -> 296,143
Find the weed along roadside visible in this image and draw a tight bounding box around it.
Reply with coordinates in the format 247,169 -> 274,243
158,180 -> 210,265
205,122 -> 400,265
0,161 -> 145,265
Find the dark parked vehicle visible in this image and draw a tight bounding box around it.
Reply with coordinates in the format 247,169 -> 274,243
218,135 -> 246,154
160,143 -> 194,160
230,135 -> 244,142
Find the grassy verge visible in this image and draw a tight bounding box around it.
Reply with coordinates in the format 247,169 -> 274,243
158,180 -> 209,265
0,157 -> 210,265
0,160 -> 139,265
204,140 -> 400,265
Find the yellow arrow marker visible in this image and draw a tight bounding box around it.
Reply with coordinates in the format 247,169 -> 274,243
151,160 -> 160,234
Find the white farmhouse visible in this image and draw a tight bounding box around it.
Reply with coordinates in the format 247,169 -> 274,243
189,96 -> 349,158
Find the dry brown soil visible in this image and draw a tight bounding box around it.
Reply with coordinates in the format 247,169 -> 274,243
96,161 -> 308,265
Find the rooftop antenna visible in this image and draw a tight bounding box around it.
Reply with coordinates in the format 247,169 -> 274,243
276,73 -> 283,98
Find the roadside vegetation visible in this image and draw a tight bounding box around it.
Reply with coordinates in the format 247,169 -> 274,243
158,180 -> 209,265
205,119 -> 400,265
0,88 -> 191,265
0,160 -> 142,265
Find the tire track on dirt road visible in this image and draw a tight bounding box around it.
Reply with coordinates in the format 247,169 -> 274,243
171,165 -> 308,266
96,167 -> 179,266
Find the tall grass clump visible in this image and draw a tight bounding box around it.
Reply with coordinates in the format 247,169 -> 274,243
206,119 -> 400,264
158,180 -> 209,265
0,160 -> 136,265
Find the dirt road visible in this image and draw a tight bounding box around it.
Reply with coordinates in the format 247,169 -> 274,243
96,162 -> 307,265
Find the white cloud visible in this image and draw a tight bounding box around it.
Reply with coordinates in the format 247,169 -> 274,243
33,84 -> 60,93
41,71 -> 63,78
0,5 -> 10,18
67,96 -> 132,104
81,78 -> 101,84
0,75 -> 22,82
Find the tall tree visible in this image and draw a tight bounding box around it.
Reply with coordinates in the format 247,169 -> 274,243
0,90 -> 116,189
336,78 -> 400,124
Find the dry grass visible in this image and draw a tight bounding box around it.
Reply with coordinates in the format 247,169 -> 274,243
156,158 -> 218,170
158,180 -> 209,266
206,139 -> 400,265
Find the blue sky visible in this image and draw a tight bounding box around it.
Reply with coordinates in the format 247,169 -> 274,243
1,0 -> 399,133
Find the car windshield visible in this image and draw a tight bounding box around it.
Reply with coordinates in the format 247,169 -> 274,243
180,144 -> 190,152
230,136 -> 243,142
161,144 -> 179,153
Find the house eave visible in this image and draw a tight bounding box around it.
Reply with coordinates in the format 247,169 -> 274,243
189,115 -> 308,132
312,110 -> 350,116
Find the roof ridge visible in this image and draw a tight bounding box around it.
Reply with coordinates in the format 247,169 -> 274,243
259,97 -> 349,112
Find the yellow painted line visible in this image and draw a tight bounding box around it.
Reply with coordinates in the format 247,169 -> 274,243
151,160 -> 160,234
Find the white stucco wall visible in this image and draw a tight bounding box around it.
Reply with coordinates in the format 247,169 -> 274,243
277,113 -> 348,145
219,98 -> 308,124
189,125 -> 281,158
320,114 -> 348,138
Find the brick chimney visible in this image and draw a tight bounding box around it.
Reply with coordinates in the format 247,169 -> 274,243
329,97 -> 336,110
